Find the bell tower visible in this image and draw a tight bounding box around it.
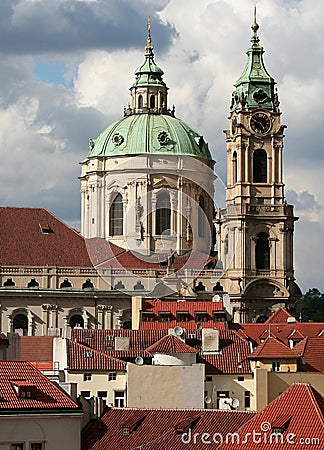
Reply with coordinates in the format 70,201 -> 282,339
216,10 -> 301,323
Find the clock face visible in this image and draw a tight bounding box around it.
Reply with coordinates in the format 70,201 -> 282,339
250,112 -> 271,134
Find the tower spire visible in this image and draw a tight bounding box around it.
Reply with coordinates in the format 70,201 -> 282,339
146,17 -> 154,52
230,8 -> 276,112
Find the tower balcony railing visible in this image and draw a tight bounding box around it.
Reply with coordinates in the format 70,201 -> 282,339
218,203 -> 294,218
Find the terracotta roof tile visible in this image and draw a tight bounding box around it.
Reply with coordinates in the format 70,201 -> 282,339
294,337 -> 324,372
233,322 -> 324,348
199,330 -> 251,374
145,334 -> 197,354
249,336 -> 298,359
81,408 -> 255,450
68,340 -> 126,371
72,329 -> 251,374
217,383 -> 324,450
20,336 -> 54,365
0,207 -> 92,267
140,299 -> 226,330
265,308 -> 296,324
0,360 -> 79,410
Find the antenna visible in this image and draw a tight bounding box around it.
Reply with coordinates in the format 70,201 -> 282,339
213,294 -> 220,303
204,396 -> 212,405
135,356 -> 144,365
231,398 -> 240,409
174,326 -> 184,336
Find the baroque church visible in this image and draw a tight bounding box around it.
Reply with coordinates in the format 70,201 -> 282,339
0,16 -> 300,336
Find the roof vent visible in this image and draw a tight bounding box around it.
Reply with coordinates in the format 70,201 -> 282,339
84,351 -> 93,358
39,223 -> 53,234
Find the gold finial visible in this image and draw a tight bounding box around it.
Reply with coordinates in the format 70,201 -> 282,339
251,5 -> 259,32
146,17 -> 154,51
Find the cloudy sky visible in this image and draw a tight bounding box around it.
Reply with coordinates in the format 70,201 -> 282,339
0,0 -> 323,292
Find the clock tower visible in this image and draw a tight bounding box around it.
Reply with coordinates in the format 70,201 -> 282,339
216,12 -> 301,322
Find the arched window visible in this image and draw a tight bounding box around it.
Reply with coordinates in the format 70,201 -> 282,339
256,232 -> 270,270
110,193 -> 123,236
13,314 -> 28,335
198,196 -> 205,237
233,151 -> 238,184
150,95 -> 155,109
69,314 -> 84,329
156,192 -> 171,235
138,95 -> 143,109
253,149 -> 267,182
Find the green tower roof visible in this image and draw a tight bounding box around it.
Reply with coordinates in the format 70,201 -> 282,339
87,113 -> 212,160
132,18 -> 166,89
231,10 -> 278,112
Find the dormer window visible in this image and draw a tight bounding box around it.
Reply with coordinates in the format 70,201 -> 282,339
195,311 -> 209,323
158,311 -> 172,322
176,311 -> 190,322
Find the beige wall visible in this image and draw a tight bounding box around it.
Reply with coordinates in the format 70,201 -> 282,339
0,414 -> 82,450
267,372 -> 324,403
127,362 -> 205,408
204,373 -> 255,411
67,370 -> 126,406
250,359 -> 297,372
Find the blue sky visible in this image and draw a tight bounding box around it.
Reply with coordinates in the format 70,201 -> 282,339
0,0 -> 323,292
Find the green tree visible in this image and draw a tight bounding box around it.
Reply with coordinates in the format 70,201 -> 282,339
294,288 -> 324,322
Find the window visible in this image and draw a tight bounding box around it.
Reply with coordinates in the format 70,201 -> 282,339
80,391 -> 91,398
176,311 -> 190,322
13,314 -> 28,335
30,444 -> 43,450
108,372 -> 117,381
156,192 -> 171,235
205,376 -> 213,382
19,387 -> 33,399
158,311 -> 172,323
238,376 -> 245,382
97,391 -> 107,401
232,151 -> 238,184
224,233 -> 228,255
253,149 -> 267,182
110,193 -> 123,236
256,232 -> 270,270
69,314 -> 84,329
272,361 -> 281,372
244,391 -> 251,408
150,95 -> 155,109
138,95 -> 143,109
83,373 -> 92,381
10,445 -> 24,450
198,196 -> 205,237
114,391 -> 125,407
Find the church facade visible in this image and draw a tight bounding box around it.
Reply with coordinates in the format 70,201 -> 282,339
0,16 -> 300,335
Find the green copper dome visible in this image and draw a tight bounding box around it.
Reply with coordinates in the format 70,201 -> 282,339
87,113 -> 212,160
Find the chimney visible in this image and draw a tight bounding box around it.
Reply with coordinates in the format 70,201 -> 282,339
202,329 -> 219,353
115,336 -> 130,351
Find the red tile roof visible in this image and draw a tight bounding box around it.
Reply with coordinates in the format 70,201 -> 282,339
249,336 -> 298,359
217,383 -> 324,450
265,308 -> 297,324
233,322 -> 324,348
0,360 -> 79,411
68,340 -> 126,371
294,337 -> 324,373
82,408 -> 255,450
20,336 -> 54,366
199,330 -> 251,374
140,298 -> 226,330
72,329 -> 251,374
87,236 -> 215,271
145,335 -> 197,354
0,207 -> 92,267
